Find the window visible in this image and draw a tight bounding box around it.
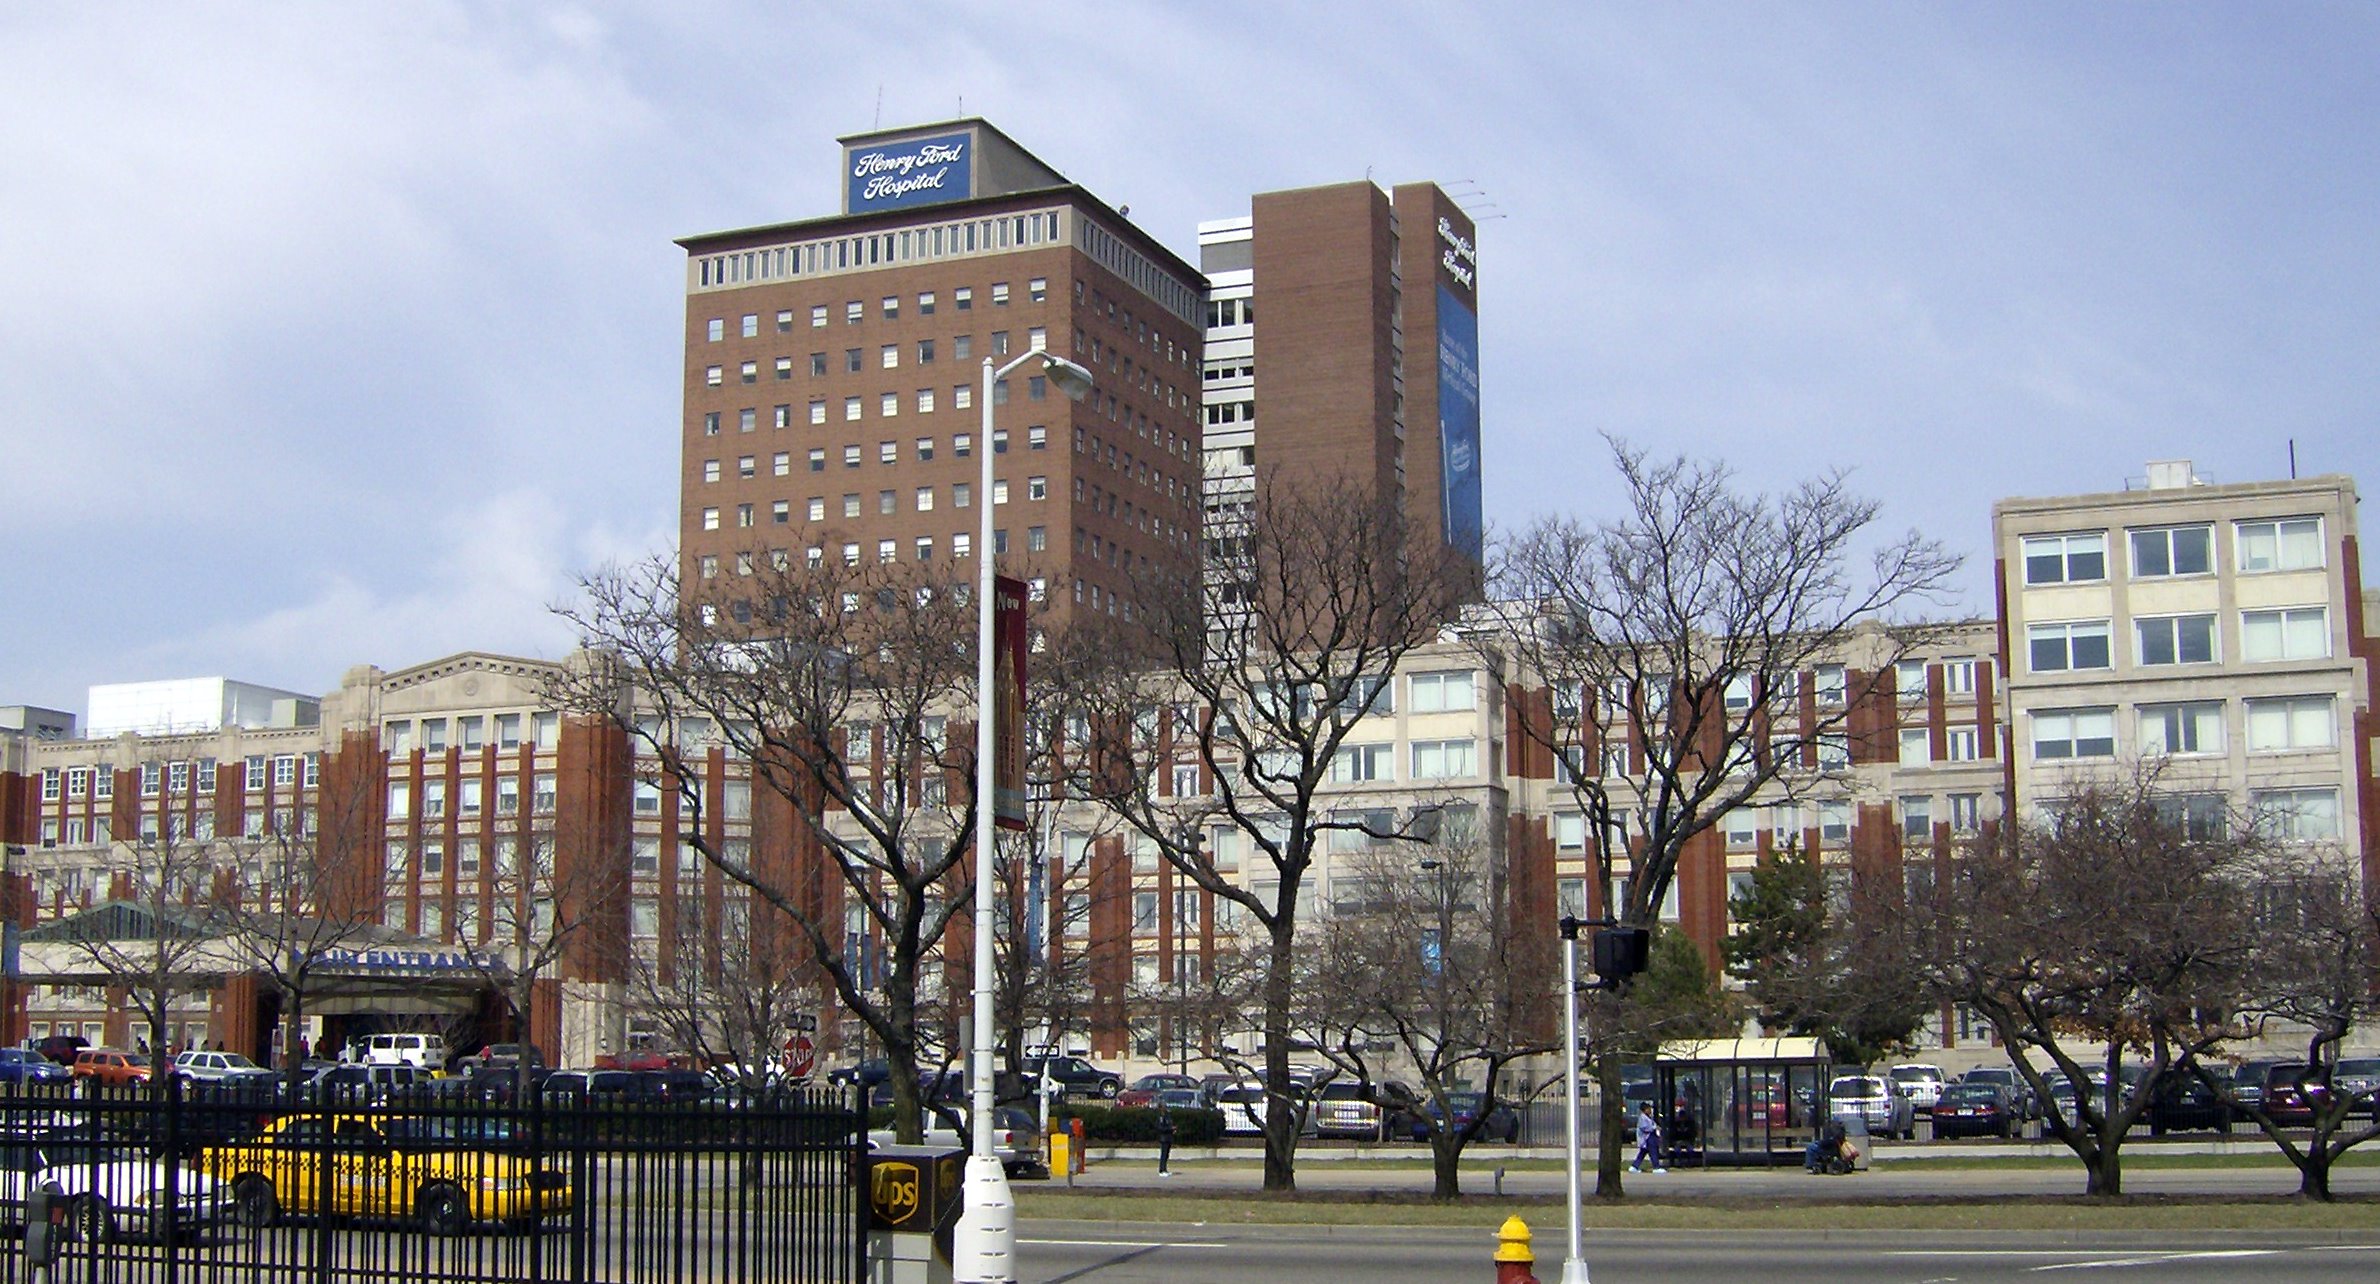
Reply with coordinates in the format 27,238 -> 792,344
878,489 -> 896,515
842,349 -> 862,374
1026,475 -> 1047,500
740,313 -> 758,338
991,480 -> 1008,505
739,361 -> 756,383
991,282 -> 1010,306
952,532 -> 971,558
992,427 -> 1008,453
1895,659 -> 1929,702
633,780 -> 662,815
1722,809 -> 1758,849
706,318 -> 724,342
1027,424 -> 1046,450
2031,708 -> 2116,759
810,304 -> 828,327
705,365 -> 722,387
845,300 -> 863,323
737,455 -> 756,478
534,711 -> 560,749
422,779 -> 447,817
992,331 -> 1010,356
2129,525 -> 2212,578
533,774 -> 557,813
1029,277 -> 1047,302
2237,517 -> 2322,572
1946,726 -> 1981,761
2138,701 -> 2223,755
495,776 -> 519,816
1899,795 -> 1933,840
1949,793 -> 1982,835
881,295 -> 898,320
2136,614 -> 2217,666
774,357 -> 791,380
1411,738 -> 1477,779
808,446 -> 825,470
458,779 -> 482,816
915,486 -> 935,512
1898,727 -> 1930,766
777,310 -> 792,333
1816,732 -> 1851,770
1814,664 -> 1847,706
843,443 -> 861,467
736,503 -> 754,528
1330,743 -> 1392,782
2152,793 -> 2229,841
772,500 -> 790,524
2240,607 -> 2328,661
2022,532 -> 2106,584
809,401 -> 827,426
2028,620 -> 2112,672
877,539 -> 896,563
1554,813 -> 1587,853
953,482 -> 971,507
954,384 -> 972,409
773,451 -> 790,477
1819,801 -> 1850,842
954,286 -> 972,311
1026,524 -> 1046,551
880,344 -> 898,370
1409,670 -> 1476,713
2252,788 -> 2339,841
1027,374 -> 1046,400
2245,695 -> 2334,751
918,291 -> 935,315
914,536 -> 933,561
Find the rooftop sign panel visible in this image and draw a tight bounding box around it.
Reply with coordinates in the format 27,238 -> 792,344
845,128 -> 974,214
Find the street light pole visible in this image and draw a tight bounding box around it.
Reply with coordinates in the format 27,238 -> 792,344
1558,916 -> 1589,1284
955,347 -> 1093,1284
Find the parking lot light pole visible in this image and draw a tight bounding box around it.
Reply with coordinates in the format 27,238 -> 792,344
1558,915 -> 1589,1284
956,347 -> 1094,1284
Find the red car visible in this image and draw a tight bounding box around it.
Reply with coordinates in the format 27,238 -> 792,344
1117,1073 -> 1199,1108
2261,1064 -> 2325,1126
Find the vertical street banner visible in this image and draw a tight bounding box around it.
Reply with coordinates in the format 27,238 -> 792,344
994,574 -> 1030,831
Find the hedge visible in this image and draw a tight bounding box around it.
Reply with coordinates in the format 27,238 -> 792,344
1052,1103 -> 1226,1144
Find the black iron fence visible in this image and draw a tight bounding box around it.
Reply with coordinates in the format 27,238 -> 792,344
0,1076 -> 867,1284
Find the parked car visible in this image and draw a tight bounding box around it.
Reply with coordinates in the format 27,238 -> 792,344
302,1063 -> 434,1104
2229,1059 -> 2288,1112
1957,1066 -> 2038,1121
1827,1075 -> 1915,1140
1312,1080 -> 1400,1141
34,1035 -> 90,1066
71,1048 -> 152,1087
2259,1063 -> 2322,1127
1213,1082 -> 1317,1137
1413,1091 -> 1519,1144
0,1048 -> 74,1085
870,1105 -> 1045,1179
1151,1087 -> 1210,1111
200,1112 -> 573,1234
2146,1069 -> 2233,1136
355,1032 -> 448,1070
1031,1056 -> 1123,1099
1117,1073 -> 1200,1108
172,1050 -> 276,1085
827,1058 -> 891,1091
1888,1064 -> 1947,1114
0,1131 -> 228,1242
2333,1058 -> 2380,1121
1931,1082 -> 2018,1139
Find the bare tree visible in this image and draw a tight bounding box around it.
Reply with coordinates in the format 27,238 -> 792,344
1909,773 -> 2264,1196
626,889 -> 818,1086
36,779 -> 228,1079
2204,845 -> 2380,1200
220,755 -> 387,1089
554,552 -> 980,1142
458,818 -> 628,1095
1485,436 -> 1959,1195
1070,479 -> 1473,1191
1298,814 -> 1561,1198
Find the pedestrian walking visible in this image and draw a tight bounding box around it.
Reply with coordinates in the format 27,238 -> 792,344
1156,1102 -> 1176,1176
1631,1102 -> 1664,1173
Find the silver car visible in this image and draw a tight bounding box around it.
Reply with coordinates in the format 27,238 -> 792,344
1829,1075 -> 1915,1140
1889,1063 -> 1946,1114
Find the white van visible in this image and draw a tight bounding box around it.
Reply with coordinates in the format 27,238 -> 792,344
359,1033 -> 447,1070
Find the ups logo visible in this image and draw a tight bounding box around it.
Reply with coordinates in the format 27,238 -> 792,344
871,1161 -> 921,1226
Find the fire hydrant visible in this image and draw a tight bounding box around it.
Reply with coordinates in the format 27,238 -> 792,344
1494,1215 -> 1540,1284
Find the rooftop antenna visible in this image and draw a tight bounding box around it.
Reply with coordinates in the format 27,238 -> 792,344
2289,438 -> 2298,479
873,85 -> 883,130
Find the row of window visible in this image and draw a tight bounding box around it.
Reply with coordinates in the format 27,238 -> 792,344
38,754 -> 315,803
2028,606 -> 2331,673
699,477 -> 1047,532
384,712 -> 561,756
2030,693 -> 2341,760
387,774 -> 559,820
33,803 -> 312,849
692,210 -> 1068,291
2022,517 -> 2323,586
702,280 -> 1050,342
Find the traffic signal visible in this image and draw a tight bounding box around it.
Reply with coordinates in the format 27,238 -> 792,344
1591,926 -> 1650,986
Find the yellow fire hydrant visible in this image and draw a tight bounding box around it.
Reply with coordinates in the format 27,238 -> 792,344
1494,1215 -> 1540,1284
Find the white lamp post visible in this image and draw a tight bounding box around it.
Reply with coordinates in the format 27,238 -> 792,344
955,346 -> 1094,1284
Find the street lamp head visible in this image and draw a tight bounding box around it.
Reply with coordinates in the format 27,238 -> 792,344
1037,353 -> 1096,403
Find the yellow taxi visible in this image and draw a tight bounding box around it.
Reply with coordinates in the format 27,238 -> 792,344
197,1113 -> 571,1235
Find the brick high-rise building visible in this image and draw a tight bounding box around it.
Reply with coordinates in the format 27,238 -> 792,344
675,120 -> 1207,622
1196,181 -> 1483,591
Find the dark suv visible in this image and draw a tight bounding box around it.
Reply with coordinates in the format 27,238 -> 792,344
1031,1056 -> 1123,1099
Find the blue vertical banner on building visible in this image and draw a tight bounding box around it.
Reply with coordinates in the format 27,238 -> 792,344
845,131 -> 973,213
1436,284 -> 1484,563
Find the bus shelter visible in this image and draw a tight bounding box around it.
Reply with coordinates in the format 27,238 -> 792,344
1654,1036 -> 1833,1168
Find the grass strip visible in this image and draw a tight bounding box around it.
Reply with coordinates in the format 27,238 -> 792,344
1016,1188 -> 2380,1231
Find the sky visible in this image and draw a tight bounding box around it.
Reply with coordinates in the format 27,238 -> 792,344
4,2 -> 2375,717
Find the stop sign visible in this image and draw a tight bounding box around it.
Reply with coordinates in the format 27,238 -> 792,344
786,1034 -> 816,1080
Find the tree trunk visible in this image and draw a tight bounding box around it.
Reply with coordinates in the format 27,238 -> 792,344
1594,1050 -> 1626,1199
2300,1145 -> 2333,1201
1261,922 -> 1297,1193
2083,1144 -> 2120,1197
1431,1128 -> 1462,1199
